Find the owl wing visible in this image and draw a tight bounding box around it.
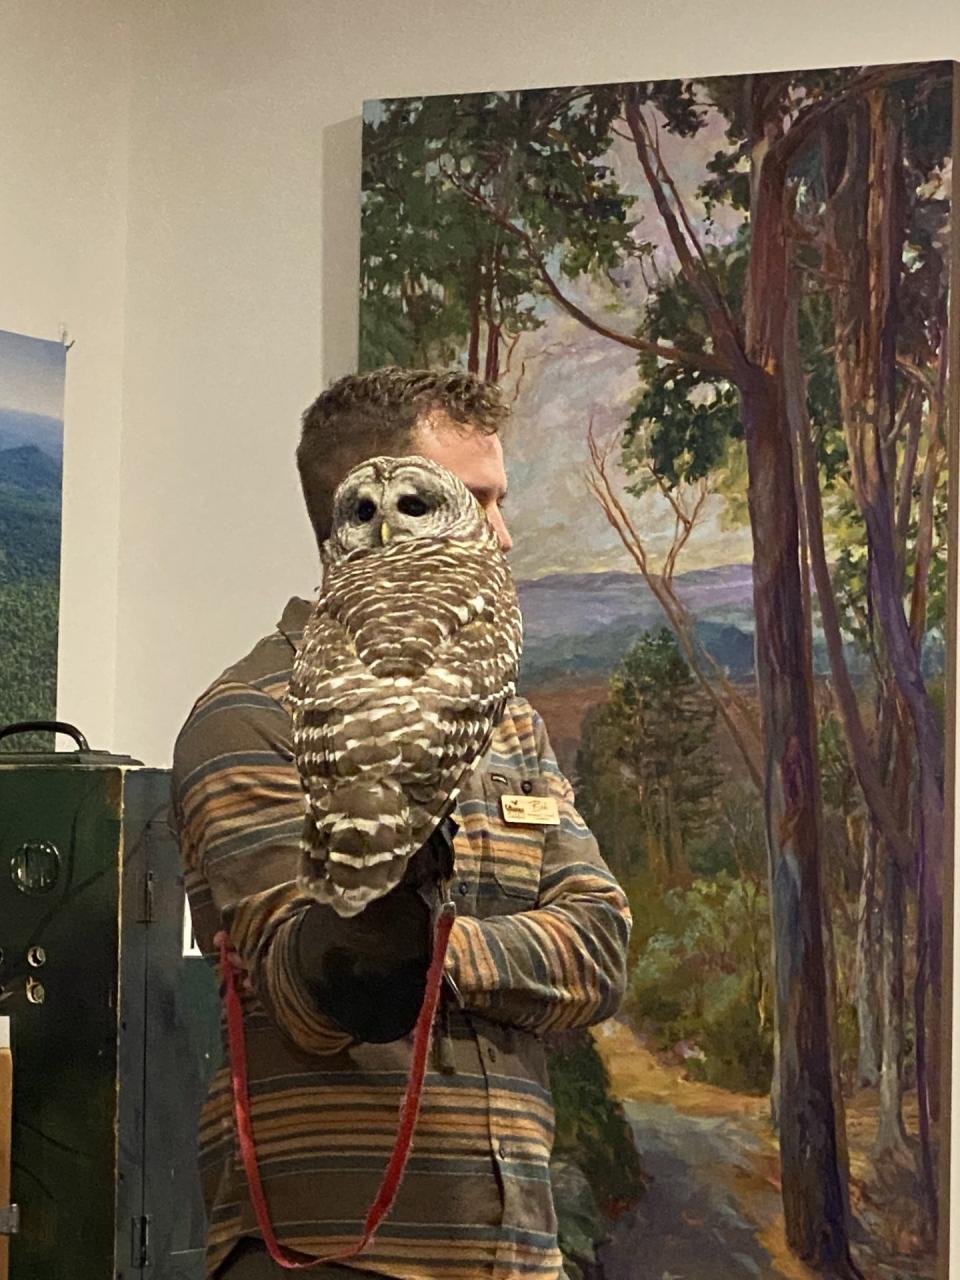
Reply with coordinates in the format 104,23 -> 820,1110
288,602 -> 428,915
406,562 -> 522,812
289,537 -> 521,916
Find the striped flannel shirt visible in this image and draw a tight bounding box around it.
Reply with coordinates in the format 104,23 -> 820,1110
171,597 -> 631,1280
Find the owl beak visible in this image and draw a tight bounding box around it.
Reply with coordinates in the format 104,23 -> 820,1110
379,520 -> 392,546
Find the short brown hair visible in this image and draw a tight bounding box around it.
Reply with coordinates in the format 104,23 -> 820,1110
297,366 -> 507,545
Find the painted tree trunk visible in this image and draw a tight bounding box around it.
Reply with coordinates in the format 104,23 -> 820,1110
856,824 -> 882,1089
825,92 -> 943,1225
622,78 -> 857,1270
769,925 -> 782,1130
782,263 -> 855,1200
744,124 -> 857,1273
876,835 -> 910,1158
466,254 -> 483,374
484,243 -> 503,382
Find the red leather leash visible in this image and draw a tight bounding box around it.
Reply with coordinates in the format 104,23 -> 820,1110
219,899 -> 457,1269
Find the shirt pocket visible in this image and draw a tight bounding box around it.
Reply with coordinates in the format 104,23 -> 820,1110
478,769 -> 549,911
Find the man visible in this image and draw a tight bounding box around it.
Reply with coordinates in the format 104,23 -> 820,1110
171,367 -> 631,1280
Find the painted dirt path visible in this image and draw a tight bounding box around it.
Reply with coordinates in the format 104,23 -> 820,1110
589,1021 -> 936,1280
590,1019 -> 808,1280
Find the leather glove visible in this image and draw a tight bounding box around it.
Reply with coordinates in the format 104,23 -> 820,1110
295,818 -> 456,1043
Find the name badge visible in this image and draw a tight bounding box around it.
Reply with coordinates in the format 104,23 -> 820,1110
500,795 -> 560,826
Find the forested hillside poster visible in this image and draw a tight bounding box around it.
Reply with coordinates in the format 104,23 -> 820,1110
360,64 -> 957,1279
0,329 -> 66,750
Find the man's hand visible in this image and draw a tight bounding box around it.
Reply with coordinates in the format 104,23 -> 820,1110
219,819 -> 454,1043
296,883 -> 432,1043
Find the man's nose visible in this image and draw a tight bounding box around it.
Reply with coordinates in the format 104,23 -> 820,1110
488,505 -> 513,553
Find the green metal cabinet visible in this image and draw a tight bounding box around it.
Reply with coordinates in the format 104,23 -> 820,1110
0,738 -> 221,1279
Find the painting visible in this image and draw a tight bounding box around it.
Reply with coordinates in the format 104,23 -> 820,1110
0,329 -> 66,751
359,64 -> 957,1279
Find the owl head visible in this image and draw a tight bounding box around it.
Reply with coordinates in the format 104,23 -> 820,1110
324,455 -> 496,564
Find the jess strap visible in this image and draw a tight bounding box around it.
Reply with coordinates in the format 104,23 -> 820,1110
218,899 -> 457,1269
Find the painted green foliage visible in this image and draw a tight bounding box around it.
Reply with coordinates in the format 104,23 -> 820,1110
577,630 -> 721,880
362,85 -> 683,375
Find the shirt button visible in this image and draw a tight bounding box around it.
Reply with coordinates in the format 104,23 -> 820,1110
521,780 -> 533,794
498,1143 -> 507,1160
487,1045 -> 497,1063
458,881 -> 469,896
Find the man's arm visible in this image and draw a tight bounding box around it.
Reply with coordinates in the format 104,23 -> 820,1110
172,677 -> 431,1052
445,710 -> 632,1032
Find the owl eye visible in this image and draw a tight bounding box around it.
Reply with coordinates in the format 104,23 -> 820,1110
356,498 -> 377,523
397,494 -> 429,517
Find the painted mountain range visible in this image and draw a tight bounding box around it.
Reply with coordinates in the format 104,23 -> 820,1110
0,407 -> 64,461
517,566 -> 756,686
0,443 -> 62,583
515,560 -> 939,693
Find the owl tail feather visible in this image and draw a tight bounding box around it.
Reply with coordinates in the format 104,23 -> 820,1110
297,779 -> 414,918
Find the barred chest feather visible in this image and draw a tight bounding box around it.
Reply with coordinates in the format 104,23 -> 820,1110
288,522 -> 522,917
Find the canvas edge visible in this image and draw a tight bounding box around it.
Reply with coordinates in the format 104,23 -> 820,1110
358,58 -> 959,114
938,57 -> 960,1280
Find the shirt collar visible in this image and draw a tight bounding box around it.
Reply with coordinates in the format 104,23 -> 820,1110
277,596 -> 313,652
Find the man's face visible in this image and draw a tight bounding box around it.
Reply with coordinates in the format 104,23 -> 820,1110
410,411 -> 513,552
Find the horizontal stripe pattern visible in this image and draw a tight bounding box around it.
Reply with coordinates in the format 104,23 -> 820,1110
170,597 -> 630,1280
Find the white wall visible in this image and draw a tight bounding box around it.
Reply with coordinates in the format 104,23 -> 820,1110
1,0 -> 131,751
112,0 -> 960,768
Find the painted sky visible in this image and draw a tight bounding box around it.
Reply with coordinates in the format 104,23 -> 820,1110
501,292 -> 754,582
0,329 -> 66,459
0,329 -> 66,419
363,89 -> 754,582
488,110 -> 749,582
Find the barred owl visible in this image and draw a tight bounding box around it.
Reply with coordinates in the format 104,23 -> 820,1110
288,455 -> 522,917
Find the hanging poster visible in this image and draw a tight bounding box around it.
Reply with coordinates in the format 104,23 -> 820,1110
0,329 -> 67,750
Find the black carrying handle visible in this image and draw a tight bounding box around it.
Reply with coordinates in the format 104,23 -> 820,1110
0,720 -> 91,751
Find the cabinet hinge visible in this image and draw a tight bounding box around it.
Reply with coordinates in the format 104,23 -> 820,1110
138,870 -> 155,924
131,1213 -> 151,1267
